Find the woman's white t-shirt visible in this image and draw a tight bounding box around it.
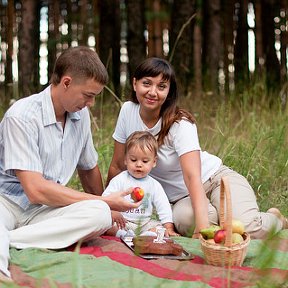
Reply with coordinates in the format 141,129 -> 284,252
113,101 -> 222,203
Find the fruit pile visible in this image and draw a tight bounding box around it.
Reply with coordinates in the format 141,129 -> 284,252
200,219 -> 246,245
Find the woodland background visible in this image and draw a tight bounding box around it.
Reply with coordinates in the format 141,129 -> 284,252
0,1 -> 287,234
0,0 -> 287,109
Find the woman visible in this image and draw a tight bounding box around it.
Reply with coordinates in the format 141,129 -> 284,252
107,57 -> 287,238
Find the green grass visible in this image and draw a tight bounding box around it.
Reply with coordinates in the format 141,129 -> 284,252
193,92 -> 287,213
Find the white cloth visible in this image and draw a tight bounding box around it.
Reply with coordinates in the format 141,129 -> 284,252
0,196 -> 111,277
112,101 -> 222,202
103,170 -> 173,224
0,85 -> 98,210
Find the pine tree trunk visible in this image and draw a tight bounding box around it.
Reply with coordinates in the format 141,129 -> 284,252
262,0 -> 281,92
193,8 -> 202,99
48,1 -> 59,80
92,0 -> 99,51
79,0 -> 88,45
280,31 -> 287,84
255,0 -> 264,78
280,0 -> 287,84
18,0 -> 40,97
4,1 -> 14,105
99,0 -> 121,96
221,0 -> 235,94
6,1 -> 13,85
169,0 -> 195,96
147,0 -> 163,57
234,0 -> 249,89
202,0 -> 222,95
125,0 -> 146,82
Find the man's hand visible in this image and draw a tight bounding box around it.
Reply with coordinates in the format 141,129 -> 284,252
103,188 -> 142,211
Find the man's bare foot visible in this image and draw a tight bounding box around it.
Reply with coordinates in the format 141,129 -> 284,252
0,271 -> 13,283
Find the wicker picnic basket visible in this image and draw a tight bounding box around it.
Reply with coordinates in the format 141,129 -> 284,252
199,176 -> 250,266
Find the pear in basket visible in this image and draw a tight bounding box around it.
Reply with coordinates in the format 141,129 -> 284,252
232,233 -> 244,244
223,219 -> 245,235
200,225 -> 221,239
231,219 -> 245,235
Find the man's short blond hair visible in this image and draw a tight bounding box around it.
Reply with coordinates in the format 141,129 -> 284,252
50,46 -> 109,85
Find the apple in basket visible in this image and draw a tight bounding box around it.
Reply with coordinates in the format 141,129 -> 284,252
131,187 -> 144,202
214,229 -> 227,244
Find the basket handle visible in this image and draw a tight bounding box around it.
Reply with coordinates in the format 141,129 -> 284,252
219,177 -> 232,247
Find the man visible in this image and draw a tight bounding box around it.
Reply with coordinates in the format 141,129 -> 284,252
0,46 -> 140,282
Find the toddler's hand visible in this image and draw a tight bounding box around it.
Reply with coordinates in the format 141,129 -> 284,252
111,211 -> 126,229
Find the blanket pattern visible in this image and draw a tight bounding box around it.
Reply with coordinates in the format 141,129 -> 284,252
6,230 -> 288,288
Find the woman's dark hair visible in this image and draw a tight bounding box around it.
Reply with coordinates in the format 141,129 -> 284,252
131,57 -> 195,145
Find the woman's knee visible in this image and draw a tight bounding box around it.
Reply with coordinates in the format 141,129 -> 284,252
172,199 -> 195,236
208,203 -> 218,225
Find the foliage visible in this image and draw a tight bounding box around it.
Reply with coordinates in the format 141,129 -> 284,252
1,1 -> 287,98
184,85 -> 288,214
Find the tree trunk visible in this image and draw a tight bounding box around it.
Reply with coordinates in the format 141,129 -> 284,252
48,1 -> 60,81
202,0 -> 222,95
169,0 -> 195,96
193,4 -> 202,99
254,0 -> 264,78
125,0 -> 147,84
66,0 -> 73,47
99,0 -> 121,96
79,0 -> 88,45
280,31 -> 287,84
221,0 -> 235,94
147,0 -> 163,57
234,0 -> 249,89
92,0 -> 100,51
18,0 -> 40,97
2,1 -> 14,105
262,0 -> 281,92
6,1 -> 13,85
279,0 -> 287,84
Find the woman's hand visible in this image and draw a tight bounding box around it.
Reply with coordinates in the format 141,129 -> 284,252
192,232 -> 200,239
111,211 -> 127,229
166,229 -> 180,237
163,223 -> 180,237
180,151 -> 210,235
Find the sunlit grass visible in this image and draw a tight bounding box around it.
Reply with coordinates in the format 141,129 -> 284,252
183,88 -> 287,214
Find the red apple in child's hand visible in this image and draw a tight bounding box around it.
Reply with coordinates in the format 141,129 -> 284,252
214,229 -> 226,244
131,187 -> 144,202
